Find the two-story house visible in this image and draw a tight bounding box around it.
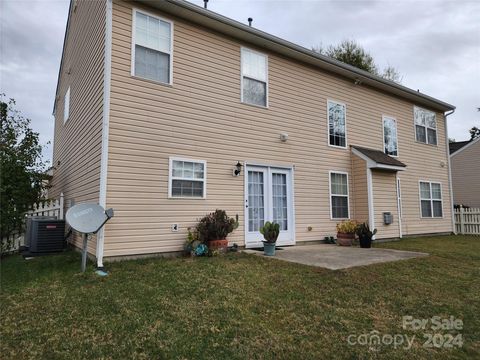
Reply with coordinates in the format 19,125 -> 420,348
51,0 -> 455,268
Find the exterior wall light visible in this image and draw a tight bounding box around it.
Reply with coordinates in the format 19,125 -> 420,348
280,133 -> 288,142
233,161 -> 242,176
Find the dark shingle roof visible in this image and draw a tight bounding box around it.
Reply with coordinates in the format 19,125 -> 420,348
351,146 -> 406,168
449,141 -> 470,155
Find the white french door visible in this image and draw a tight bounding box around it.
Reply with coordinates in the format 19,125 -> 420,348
245,165 -> 294,248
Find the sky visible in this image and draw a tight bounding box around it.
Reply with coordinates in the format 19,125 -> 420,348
1,0 -> 479,162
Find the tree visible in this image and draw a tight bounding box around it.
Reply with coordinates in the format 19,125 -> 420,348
470,126 -> 480,140
312,40 -> 402,83
1,96 -> 49,253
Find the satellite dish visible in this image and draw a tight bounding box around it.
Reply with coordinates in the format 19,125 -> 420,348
66,203 -> 109,234
65,203 -> 114,273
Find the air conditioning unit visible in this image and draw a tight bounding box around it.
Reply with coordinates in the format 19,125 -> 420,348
25,219 -> 66,254
24,216 -> 57,249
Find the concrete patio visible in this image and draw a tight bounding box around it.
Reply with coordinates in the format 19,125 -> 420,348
244,244 -> 429,270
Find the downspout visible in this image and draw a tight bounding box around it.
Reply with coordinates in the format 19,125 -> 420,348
366,166 -> 375,240
96,0 -> 113,269
395,173 -> 402,239
444,109 -> 456,234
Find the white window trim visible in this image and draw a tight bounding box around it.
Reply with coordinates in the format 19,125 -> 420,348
418,180 -> 443,219
168,157 -> 207,199
131,8 -> 174,86
413,106 -> 437,146
327,99 -> 348,149
63,86 -> 70,124
240,47 -> 269,108
382,115 -> 399,157
329,170 -> 350,220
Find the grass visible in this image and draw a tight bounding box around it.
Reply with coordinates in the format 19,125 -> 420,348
1,235 -> 479,359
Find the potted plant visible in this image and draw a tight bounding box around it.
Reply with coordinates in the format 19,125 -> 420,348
356,222 -> 377,248
195,210 -> 238,253
260,222 -> 280,256
336,220 -> 357,246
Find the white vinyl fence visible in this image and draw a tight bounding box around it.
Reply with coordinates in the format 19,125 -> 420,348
2,194 -> 64,253
455,207 -> 480,235
26,193 -> 64,220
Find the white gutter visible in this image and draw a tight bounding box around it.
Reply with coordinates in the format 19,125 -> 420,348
96,0 -> 113,268
444,109 -> 456,234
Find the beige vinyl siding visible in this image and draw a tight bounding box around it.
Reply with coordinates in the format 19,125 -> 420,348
50,0 -> 106,254
371,171 -> 400,238
451,140 -> 480,207
351,156 -> 369,223
103,0 -> 452,257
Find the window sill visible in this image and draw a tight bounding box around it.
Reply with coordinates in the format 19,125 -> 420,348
414,140 -> 438,147
168,196 -> 206,200
131,75 -> 173,88
240,101 -> 269,110
328,144 -> 348,150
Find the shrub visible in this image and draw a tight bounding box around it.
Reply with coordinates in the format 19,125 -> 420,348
195,210 -> 238,242
260,222 -> 280,243
336,220 -> 357,234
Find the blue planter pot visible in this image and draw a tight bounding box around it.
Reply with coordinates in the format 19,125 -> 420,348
263,242 -> 276,256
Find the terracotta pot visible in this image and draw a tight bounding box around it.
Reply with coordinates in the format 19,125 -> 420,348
337,232 -> 355,246
207,239 -> 228,253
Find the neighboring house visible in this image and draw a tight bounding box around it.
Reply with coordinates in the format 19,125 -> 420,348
51,0 -> 455,267
450,137 -> 480,207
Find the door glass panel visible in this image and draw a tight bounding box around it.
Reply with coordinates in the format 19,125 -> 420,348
272,173 -> 288,231
248,171 -> 264,232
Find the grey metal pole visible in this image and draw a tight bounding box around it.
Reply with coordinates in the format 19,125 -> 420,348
81,233 -> 88,272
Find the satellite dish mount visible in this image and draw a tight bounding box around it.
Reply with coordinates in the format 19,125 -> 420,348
66,204 -> 114,273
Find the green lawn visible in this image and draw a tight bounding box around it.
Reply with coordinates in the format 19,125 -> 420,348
1,236 -> 479,359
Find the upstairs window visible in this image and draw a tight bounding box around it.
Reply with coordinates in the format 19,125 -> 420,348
330,172 -> 349,219
133,10 -> 172,84
328,100 -> 347,148
169,158 -> 206,198
383,116 -> 398,156
419,181 -> 442,218
63,87 -> 70,123
241,48 -> 268,107
414,106 -> 437,145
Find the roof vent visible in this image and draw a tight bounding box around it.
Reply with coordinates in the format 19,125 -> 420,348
204,0 -> 208,9
248,17 -> 253,27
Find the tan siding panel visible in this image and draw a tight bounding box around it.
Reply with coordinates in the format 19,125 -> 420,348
451,141 -> 480,207
103,0 -> 453,257
50,0 -> 106,254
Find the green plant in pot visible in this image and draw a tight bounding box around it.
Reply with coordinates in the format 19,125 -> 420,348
336,220 -> 357,246
260,221 -> 280,256
355,222 -> 377,248
195,210 -> 238,253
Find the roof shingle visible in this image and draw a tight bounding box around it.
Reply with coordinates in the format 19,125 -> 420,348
351,146 -> 406,168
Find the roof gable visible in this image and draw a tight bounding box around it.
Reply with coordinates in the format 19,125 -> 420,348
450,137 -> 480,157
351,146 -> 406,171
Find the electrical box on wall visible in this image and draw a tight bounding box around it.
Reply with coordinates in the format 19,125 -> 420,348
383,212 -> 393,225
